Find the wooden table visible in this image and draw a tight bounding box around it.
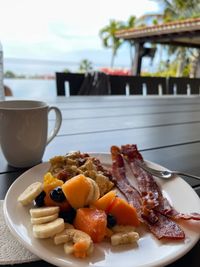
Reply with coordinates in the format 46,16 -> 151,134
1,95 -> 200,267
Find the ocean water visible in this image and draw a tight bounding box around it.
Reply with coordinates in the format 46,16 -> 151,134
4,78 -> 57,98
3,58 -> 73,98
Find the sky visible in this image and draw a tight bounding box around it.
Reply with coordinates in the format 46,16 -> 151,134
0,0 -> 160,70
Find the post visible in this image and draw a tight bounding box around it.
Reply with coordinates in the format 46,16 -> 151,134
132,42 -> 144,76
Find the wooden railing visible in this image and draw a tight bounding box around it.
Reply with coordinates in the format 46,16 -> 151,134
56,72 -> 200,96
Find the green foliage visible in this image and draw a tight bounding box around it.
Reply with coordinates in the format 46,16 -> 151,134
63,68 -> 71,73
4,70 -> 16,78
153,0 -> 200,77
153,19 -> 158,25
151,60 -> 178,77
99,0 -> 200,76
99,20 -> 124,67
79,59 -> 93,73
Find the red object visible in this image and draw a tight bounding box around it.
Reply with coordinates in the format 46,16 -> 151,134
121,144 -> 200,221
111,145 -> 186,240
100,67 -> 131,76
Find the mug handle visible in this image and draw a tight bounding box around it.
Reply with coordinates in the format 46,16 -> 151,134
47,106 -> 62,145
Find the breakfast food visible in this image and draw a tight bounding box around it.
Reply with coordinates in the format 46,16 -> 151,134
48,151 -> 114,196
30,206 -> 60,218
111,144 -> 200,240
18,182 -> 43,205
61,174 -> 100,208
33,218 -> 65,238
17,150 -> 140,259
17,145 -> 200,260
111,231 -> 139,246
74,208 -> 107,243
54,229 -> 94,258
93,190 -> 140,227
31,213 -> 58,225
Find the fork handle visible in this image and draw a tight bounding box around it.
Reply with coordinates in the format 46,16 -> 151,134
174,171 -> 200,181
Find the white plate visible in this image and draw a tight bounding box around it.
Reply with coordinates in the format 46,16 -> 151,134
3,153 -> 200,267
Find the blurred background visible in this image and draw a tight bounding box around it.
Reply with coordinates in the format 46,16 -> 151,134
0,0 -> 200,97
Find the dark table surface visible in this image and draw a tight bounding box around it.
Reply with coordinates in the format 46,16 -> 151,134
1,95 -> 200,267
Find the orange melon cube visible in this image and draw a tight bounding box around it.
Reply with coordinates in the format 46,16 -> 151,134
109,197 -> 140,227
74,208 -> 107,243
62,174 -> 91,209
44,193 -> 71,212
93,190 -> 116,211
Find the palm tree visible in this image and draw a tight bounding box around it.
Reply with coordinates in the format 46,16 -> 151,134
79,59 -> 93,73
154,0 -> 200,77
99,20 -> 124,67
158,0 -> 200,21
122,16 -> 136,72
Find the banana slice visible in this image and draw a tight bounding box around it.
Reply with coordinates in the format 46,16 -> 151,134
31,213 -> 58,225
54,228 -> 92,246
33,218 -> 64,238
112,225 -> 136,233
64,243 -> 74,255
85,178 -> 95,205
55,229 -> 94,257
90,179 -> 100,202
54,229 -> 71,245
85,178 -> 100,205
18,182 -> 43,206
111,231 -> 139,246
30,206 -> 60,218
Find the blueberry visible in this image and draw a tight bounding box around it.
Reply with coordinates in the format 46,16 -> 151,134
59,208 -> 76,224
50,186 -> 66,203
34,191 -> 46,207
107,214 -> 117,228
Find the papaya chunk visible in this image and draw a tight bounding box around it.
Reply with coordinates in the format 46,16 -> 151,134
62,174 -> 92,209
109,197 -> 140,227
93,190 -> 117,211
74,208 -> 107,243
44,193 -> 71,212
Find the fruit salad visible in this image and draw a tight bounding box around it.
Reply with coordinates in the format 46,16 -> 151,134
17,153 -> 140,259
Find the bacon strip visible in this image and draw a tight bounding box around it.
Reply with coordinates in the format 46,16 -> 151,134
121,144 -> 200,221
121,145 -> 170,211
111,146 -> 142,214
111,145 -> 185,240
148,212 -> 185,240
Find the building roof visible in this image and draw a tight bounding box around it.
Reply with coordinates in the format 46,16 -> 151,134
115,18 -> 200,48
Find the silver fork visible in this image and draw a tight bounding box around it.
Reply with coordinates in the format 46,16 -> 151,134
138,161 -> 200,180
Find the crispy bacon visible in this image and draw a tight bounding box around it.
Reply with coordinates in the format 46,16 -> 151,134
121,144 -> 200,221
148,212 -> 185,240
111,145 -> 185,240
111,146 -> 143,214
121,145 -> 171,212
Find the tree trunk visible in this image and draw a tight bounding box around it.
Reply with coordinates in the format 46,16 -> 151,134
129,42 -> 134,73
176,48 -> 185,77
190,49 -> 200,78
132,42 -> 143,76
111,50 -> 115,68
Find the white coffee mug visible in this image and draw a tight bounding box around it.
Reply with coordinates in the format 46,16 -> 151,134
0,100 -> 62,168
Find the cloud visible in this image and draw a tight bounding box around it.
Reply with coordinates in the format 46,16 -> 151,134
0,0 -> 159,64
